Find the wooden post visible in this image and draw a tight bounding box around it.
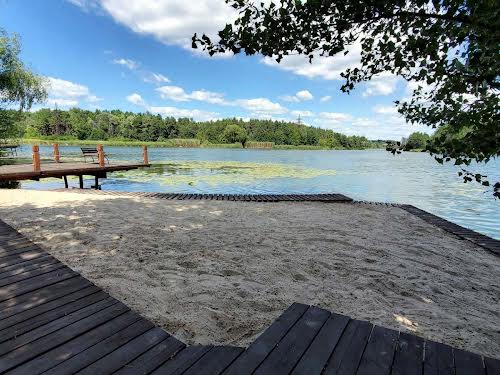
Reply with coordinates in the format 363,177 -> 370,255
97,144 -> 105,167
32,145 -> 41,172
143,145 -> 149,165
79,175 -> 84,189
53,143 -> 60,163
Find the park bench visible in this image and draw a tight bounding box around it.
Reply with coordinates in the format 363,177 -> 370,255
81,147 -> 109,164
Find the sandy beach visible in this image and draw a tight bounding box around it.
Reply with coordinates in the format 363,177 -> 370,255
0,189 -> 499,358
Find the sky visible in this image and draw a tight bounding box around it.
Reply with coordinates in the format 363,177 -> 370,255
1,0 -> 431,140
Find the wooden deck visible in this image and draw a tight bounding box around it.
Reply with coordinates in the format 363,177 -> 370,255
0,162 -> 149,182
1,219 -> 499,374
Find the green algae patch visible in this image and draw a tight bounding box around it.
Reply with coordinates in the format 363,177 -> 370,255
116,160 -> 336,186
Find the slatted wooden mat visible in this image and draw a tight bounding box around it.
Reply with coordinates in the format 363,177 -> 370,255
52,189 -> 500,256
1,219 -> 499,374
52,189 -> 354,202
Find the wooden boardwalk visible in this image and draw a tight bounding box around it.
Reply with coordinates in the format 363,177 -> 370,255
0,162 -> 148,182
53,189 -> 354,202
53,189 -> 500,256
1,219 -> 499,374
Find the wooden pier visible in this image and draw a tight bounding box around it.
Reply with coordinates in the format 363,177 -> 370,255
0,219 -> 499,374
0,144 -> 150,189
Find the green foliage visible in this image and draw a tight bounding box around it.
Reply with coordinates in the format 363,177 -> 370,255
10,108 -> 381,150
193,0 -> 499,194
405,132 -> 430,150
0,29 -> 47,141
223,124 -> 248,146
0,29 -> 47,112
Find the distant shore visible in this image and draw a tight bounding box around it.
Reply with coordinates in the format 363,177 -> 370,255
16,138 -> 385,151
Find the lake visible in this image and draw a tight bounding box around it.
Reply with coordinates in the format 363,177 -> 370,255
8,144 -> 500,239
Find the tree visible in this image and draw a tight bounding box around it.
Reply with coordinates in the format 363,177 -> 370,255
223,124 -> 248,146
1,29 -> 47,140
193,0 -> 499,196
405,132 -> 430,150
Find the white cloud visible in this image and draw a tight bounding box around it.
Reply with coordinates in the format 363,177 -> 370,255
113,58 -> 139,70
144,72 -> 170,84
126,93 -> 146,106
46,98 -> 79,107
281,90 -> 314,102
235,98 -> 288,116
320,95 -> 332,103
291,110 -> 314,118
372,105 -> 398,115
156,85 -> 228,105
149,106 -> 218,121
69,0 -> 237,54
311,109 -> 431,140
45,77 -> 101,108
47,77 -> 90,98
262,42 -> 361,81
362,73 -> 398,97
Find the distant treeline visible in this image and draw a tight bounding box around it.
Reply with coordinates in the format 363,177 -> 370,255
4,108 -> 386,149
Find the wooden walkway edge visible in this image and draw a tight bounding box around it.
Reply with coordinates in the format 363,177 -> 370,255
52,189 -> 500,256
1,219 -> 499,374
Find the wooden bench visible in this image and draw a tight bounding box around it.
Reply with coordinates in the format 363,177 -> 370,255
81,147 -> 109,164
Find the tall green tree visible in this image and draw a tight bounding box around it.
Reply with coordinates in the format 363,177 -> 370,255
223,124 -> 248,146
193,0 -> 499,196
1,29 -> 47,141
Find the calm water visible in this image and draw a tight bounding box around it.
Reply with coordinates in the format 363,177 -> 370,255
10,144 -> 500,239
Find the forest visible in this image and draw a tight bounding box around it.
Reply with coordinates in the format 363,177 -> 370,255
2,108 -> 384,149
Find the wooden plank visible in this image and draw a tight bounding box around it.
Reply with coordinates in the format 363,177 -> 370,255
77,327 -> 170,374
0,248 -> 47,269
0,262 -> 65,287
114,336 -> 185,375
184,346 -> 244,375
45,318 -> 155,375
484,356 -> 500,375
254,306 -> 331,374
321,319 -> 373,375
151,345 -> 212,375
0,254 -> 55,276
0,301 -> 128,372
0,276 -> 91,319
224,302 -> 308,374
356,325 -> 399,375
0,290 -> 109,343
291,313 -> 350,375
0,243 -> 37,258
0,268 -> 77,302
390,332 -> 425,375
454,348 -> 486,375
0,285 -> 100,332
0,256 -> 59,280
423,340 -> 454,375
6,311 -> 141,375
0,297 -> 118,357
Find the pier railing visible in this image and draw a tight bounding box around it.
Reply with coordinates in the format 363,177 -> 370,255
28,143 -> 149,171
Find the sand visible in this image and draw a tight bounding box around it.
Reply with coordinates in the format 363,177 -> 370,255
0,189 -> 499,358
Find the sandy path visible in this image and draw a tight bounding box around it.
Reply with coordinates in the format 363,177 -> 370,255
0,189 -> 499,358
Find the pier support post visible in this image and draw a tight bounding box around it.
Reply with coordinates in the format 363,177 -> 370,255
79,175 -> 84,189
53,143 -> 60,163
97,145 -> 105,167
143,145 -> 149,165
63,175 -> 68,188
32,145 -> 41,172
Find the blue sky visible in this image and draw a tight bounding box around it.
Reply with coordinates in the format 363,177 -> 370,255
1,0 -> 430,139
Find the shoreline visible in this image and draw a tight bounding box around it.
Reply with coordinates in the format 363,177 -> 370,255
13,138 -> 385,151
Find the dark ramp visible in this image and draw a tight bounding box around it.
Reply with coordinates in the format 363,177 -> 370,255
1,219 -> 498,374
